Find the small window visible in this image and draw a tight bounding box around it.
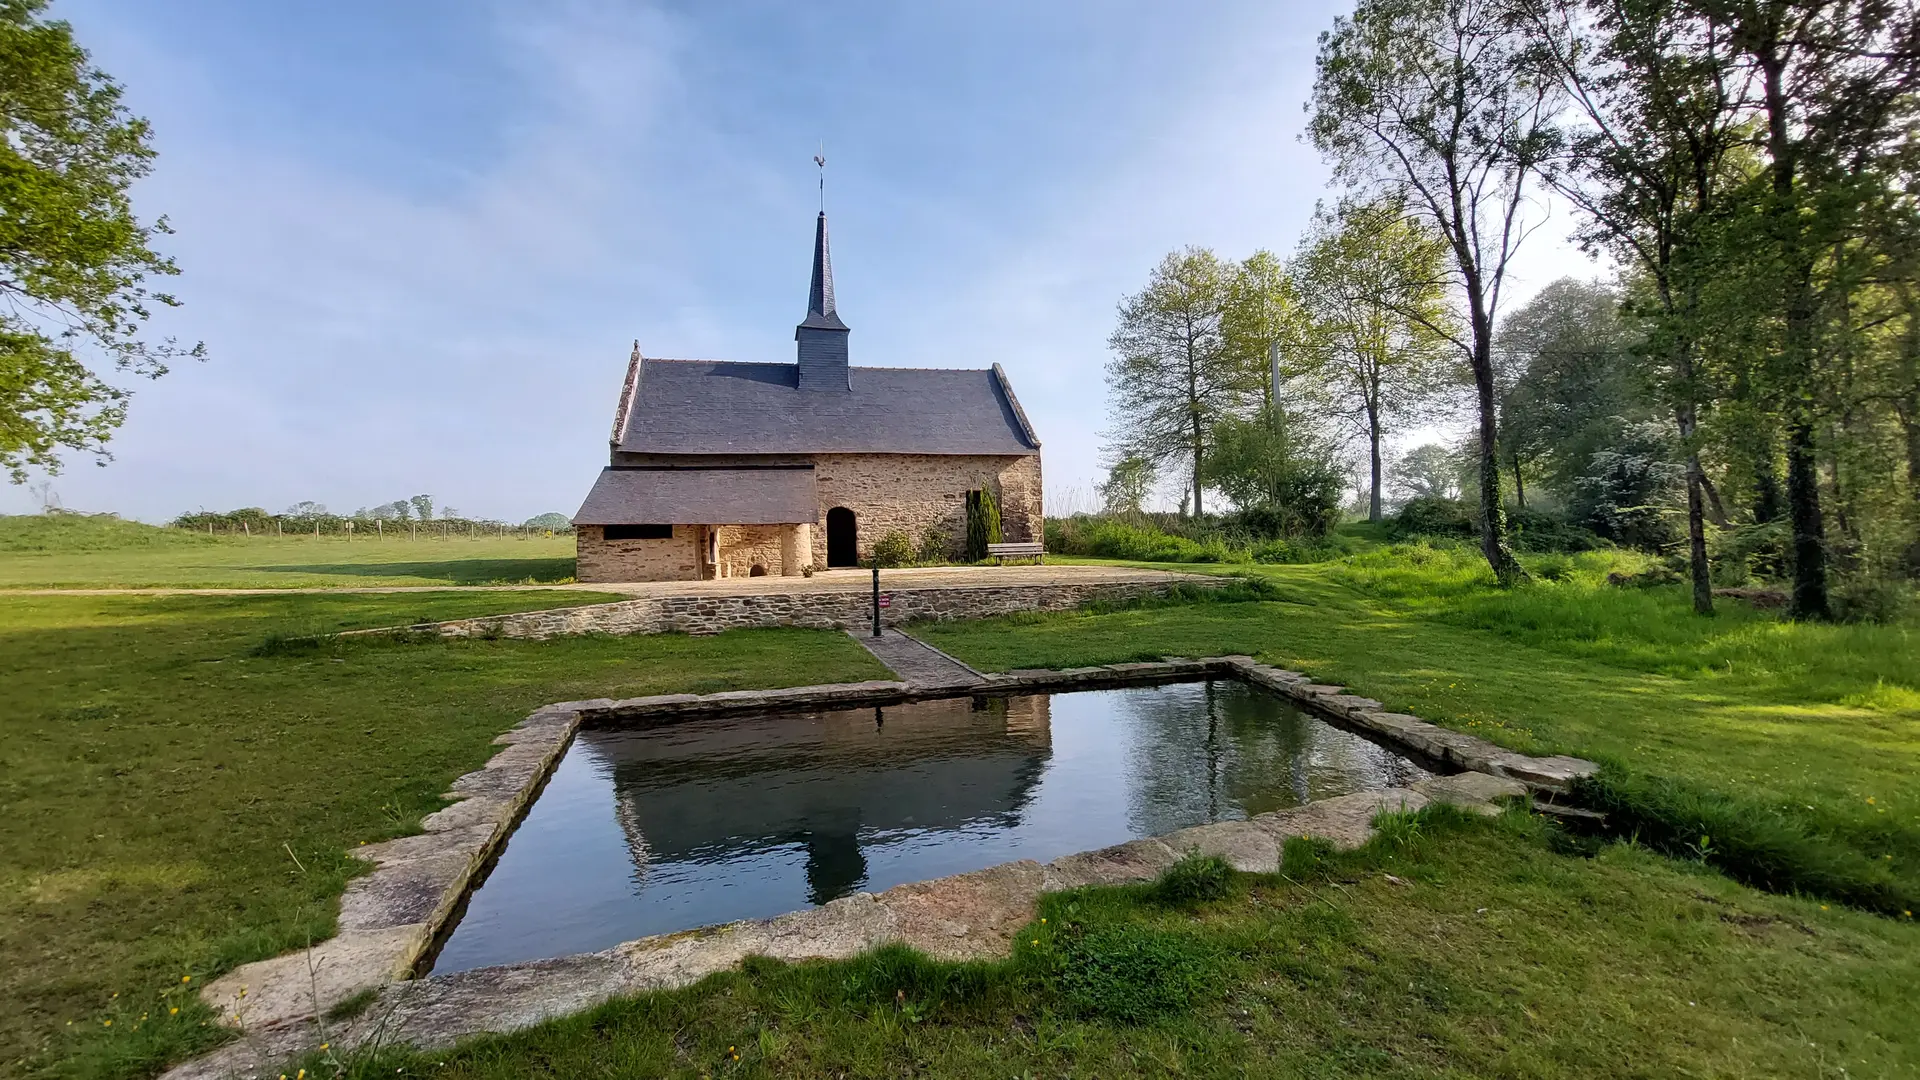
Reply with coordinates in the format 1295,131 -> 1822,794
603,523 -> 673,541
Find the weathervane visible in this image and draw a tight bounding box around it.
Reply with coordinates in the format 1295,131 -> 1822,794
814,143 -> 826,212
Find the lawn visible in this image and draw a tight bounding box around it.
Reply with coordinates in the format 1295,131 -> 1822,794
9,535 -> 1920,1079
918,547 -> 1920,902
0,514 -> 581,588
0,593 -> 890,1079
321,808 -> 1920,1079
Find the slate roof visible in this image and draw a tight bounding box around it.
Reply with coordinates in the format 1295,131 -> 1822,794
573,466 -> 818,525
613,359 -> 1041,456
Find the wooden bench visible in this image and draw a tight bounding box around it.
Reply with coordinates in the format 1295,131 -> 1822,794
986,541 -> 1045,565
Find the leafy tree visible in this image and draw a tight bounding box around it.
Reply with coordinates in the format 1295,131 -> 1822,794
1222,250 -> 1305,409
1521,0 -> 1761,612
1292,198 -> 1458,521
1392,442 -> 1467,501
1098,455 -> 1155,517
0,0 -> 200,483
524,512 -> 570,530
1703,0 -> 1920,617
1105,248 -> 1262,517
965,487 -> 1001,560
1310,0 -> 1564,584
1199,404 -> 1346,536
1495,278 -> 1666,506
410,494 -> 434,521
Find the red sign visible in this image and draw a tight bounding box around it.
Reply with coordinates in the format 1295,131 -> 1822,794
877,595 -> 891,608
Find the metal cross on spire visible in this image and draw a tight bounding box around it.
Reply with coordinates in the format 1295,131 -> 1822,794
814,143 -> 826,212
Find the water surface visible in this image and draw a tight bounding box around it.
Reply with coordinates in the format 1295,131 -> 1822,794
433,679 -> 1434,972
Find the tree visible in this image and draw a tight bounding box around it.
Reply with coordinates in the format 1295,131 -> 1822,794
1098,455 -> 1155,517
410,494 -> 434,521
1702,0 -> 1920,617
1222,250 -> 1305,409
1521,0 -> 1760,612
1495,278 -> 1663,508
1311,0 -> 1564,584
1200,404 -> 1347,536
1292,198 -> 1458,522
1393,441 -> 1467,500
0,0 -> 200,483
1105,248 -> 1261,517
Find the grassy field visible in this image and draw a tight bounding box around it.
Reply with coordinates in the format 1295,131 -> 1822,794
322,808 -> 1919,1079
8,529 -> 1920,1078
919,547 -> 1920,907
0,592 -> 889,1079
0,515 -> 579,588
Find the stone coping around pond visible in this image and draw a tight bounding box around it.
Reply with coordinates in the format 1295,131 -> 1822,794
166,658 -> 1594,1080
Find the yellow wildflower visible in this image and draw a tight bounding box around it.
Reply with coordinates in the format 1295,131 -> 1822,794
181,976 -> 192,984
103,1020 -> 111,1027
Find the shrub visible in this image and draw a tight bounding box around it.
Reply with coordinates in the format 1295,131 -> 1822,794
915,527 -> 952,564
1146,852 -> 1233,907
965,488 -> 1002,560
1708,520 -> 1790,585
1831,574 -> 1914,625
868,530 -> 914,568
1387,497 -> 1477,542
1050,923 -> 1221,1022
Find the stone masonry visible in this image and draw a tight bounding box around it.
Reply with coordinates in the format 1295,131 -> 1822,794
809,452 -> 1042,567
349,574 -> 1200,641
166,656 -> 1595,1080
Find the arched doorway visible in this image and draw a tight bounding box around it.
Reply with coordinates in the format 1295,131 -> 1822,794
826,507 -> 857,568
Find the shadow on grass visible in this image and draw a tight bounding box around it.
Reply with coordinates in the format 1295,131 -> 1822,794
248,558 -> 576,584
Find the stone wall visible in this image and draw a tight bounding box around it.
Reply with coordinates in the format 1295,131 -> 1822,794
714,524 -> 788,578
575,525 -> 702,582
364,577 -> 1193,641
811,453 -> 1042,566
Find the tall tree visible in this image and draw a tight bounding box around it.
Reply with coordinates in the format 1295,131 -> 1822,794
1222,249 -> 1304,410
1105,248 -> 1259,516
1523,0 -> 1757,612
1495,278 -> 1661,511
0,0 -> 199,483
1702,0 -> 1920,617
1310,0 -> 1564,584
1293,199 -> 1458,522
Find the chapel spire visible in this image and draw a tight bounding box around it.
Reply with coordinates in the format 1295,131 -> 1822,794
794,154 -> 851,390
800,211 -> 846,331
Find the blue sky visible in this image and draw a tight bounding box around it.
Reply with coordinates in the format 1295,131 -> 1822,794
7,0 -> 1594,522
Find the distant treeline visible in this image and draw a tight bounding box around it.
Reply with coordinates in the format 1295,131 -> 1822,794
170,504 -> 572,537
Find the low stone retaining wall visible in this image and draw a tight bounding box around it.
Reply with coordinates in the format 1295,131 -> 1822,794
343,579 -> 1208,641
168,656 -> 1596,1080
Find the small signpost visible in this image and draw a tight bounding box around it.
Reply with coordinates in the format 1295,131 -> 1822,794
871,567 -> 882,637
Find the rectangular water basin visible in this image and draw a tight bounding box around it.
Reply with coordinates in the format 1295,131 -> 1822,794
430,678 -> 1441,973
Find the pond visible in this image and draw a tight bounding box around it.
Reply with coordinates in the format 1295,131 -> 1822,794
430,678 -> 1439,973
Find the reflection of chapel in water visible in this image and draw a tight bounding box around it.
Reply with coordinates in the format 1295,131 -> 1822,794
591,695 -> 1052,903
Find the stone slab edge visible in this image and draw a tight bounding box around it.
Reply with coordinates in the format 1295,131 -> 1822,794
161,656 -> 1594,1079
193,699 -> 596,1036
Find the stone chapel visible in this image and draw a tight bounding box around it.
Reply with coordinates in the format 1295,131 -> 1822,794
571,210 -> 1043,582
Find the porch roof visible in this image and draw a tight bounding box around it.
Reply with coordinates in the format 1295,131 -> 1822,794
572,465 -> 817,526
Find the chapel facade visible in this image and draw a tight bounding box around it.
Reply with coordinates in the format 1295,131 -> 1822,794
571,211 -> 1043,583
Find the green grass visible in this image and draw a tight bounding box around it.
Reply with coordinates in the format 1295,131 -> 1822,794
918,547 -> 1920,901
0,514 -> 581,588
309,806 -> 1920,1079
0,593 -> 890,1079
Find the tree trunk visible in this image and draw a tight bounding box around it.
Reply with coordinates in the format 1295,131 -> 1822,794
1367,401 -> 1383,523
1675,373 -> 1713,614
1698,471 -> 1729,528
1512,449 -> 1526,511
1465,284 -> 1523,586
1191,410 -> 1205,519
1785,417 -> 1830,619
